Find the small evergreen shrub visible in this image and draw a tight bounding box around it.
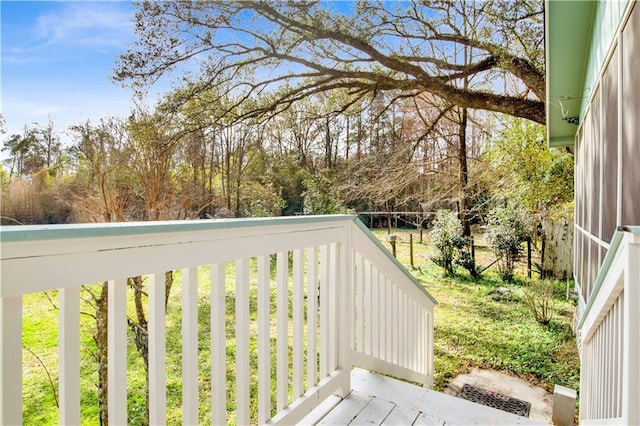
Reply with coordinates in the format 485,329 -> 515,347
485,205 -> 531,282
456,245 -> 480,278
429,210 -> 465,276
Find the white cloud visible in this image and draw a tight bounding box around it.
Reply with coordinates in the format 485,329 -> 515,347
34,2 -> 134,50
2,1 -> 135,65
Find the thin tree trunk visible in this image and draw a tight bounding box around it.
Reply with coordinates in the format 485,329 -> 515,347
128,272 -> 174,425
95,282 -> 109,426
458,107 -> 471,236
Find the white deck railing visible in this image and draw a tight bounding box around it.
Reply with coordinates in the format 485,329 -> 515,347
0,215 -> 436,425
577,226 -> 640,425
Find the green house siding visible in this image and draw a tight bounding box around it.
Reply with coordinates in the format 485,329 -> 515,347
546,0 -> 639,304
545,0 -> 630,147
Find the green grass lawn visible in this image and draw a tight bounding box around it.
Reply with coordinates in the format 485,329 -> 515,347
21,227 -> 580,424
370,228 -> 579,393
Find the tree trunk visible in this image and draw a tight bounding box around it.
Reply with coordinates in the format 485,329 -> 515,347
128,272 -> 174,425
95,282 -> 109,426
458,107 -> 471,236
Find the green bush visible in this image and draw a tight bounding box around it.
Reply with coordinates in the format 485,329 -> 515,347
485,205 -> 531,282
301,170 -> 350,215
429,210 -> 465,276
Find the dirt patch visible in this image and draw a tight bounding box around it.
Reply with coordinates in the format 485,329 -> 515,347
443,368 -> 553,424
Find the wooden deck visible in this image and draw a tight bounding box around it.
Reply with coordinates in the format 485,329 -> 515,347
300,368 -> 547,425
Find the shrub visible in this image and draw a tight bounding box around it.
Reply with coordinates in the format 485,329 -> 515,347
302,170 -> 350,215
485,206 -> 531,282
429,210 -> 465,276
456,246 -> 480,278
523,280 -> 557,325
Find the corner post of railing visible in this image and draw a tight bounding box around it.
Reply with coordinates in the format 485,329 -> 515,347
0,294 -> 22,425
623,236 -> 640,424
336,221 -> 354,396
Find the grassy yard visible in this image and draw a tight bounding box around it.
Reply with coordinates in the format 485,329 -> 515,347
21,227 -> 580,424
370,228 -> 580,393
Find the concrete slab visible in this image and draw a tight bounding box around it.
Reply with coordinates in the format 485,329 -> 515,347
443,368 -> 553,424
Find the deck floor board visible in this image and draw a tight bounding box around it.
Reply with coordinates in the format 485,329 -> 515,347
301,368 -> 546,425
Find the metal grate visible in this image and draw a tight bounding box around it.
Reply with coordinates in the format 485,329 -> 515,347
457,384 -> 531,417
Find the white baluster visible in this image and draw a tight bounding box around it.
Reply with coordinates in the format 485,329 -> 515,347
211,263 -> 226,425
293,249 -> 304,398
307,247 -> 319,388
60,287 -> 80,425
108,279 -> 127,425
182,267 -> 198,425
356,253 -> 364,353
149,273 -> 167,425
1,295 -> 22,425
276,252 -> 288,411
257,255 -> 271,424
320,245 -> 329,378
236,259 -> 250,426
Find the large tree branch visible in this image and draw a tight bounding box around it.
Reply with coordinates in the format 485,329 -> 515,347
116,0 -> 546,123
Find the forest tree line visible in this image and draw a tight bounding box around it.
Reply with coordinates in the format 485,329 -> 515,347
0,89 -> 572,229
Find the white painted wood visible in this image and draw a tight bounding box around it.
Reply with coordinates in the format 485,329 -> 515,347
320,245 -> 330,379
623,242 -> 640,425
352,352 -> 430,387
235,259 -> 250,426
581,418 -> 624,426
181,267 -> 199,425
385,278 -> 392,363
336,239 -> 352,397
427,311 -> 434,381
402,293 -> 409,368
2,215 -> 440,424
316,391 -> 371,425
307,247 -> 319,389
293,249 -> 305,398
59,287 -> 80,425
108,279 -> 127,426
349,368 -> 544,425
149,273 -> 167,425
328,243 -> 338,373
417,307 -> 423,375
1,219 -> 351,260
1,295 -> 22,426
277,251 -> 289,412
392,284 -> 399,365
356,253 -> 364,353
351,396 -> 395,424
1,225 -> 347,299
381,405 -> 420,425
257,254 -> 271,424
552,384 -> 577,426
372,268 -> 380,359
349,229 -> 435,310
364,259 -> 372,356
211,263 -> 226,426
616,292 -> 623,416
297,394 -> 342,426
581,244 -> 626,341
414,412 -> 446,426
270,370 -> 348,425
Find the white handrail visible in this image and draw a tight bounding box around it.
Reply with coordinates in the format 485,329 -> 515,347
578,227 -> 640,424
1,215 -> 435,425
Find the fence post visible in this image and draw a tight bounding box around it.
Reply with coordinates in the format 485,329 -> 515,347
527,239 -> 532,279
410,233 -> 414,268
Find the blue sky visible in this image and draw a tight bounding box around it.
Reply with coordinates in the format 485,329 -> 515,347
1,1 -> 159,143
